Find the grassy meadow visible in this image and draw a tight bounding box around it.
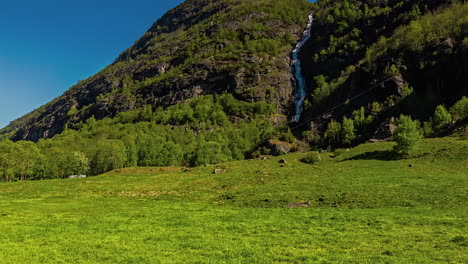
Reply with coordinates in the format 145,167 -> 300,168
0,138 -> 467,263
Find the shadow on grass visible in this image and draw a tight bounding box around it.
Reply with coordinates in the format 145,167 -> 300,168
344,150 -> 400,161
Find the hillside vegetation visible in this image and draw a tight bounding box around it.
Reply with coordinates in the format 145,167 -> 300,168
0,0 -> 467,180
0,95 -> 292,180
0,0 -> 313,142
0,138 -> 466,263
0,1 -> 466,262
0,93 -> 466,182
299,0 -> 468,145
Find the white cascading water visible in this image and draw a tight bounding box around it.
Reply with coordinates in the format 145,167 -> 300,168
291,13 -> 314,122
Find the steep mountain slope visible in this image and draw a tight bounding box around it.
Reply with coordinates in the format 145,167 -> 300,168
298,0 -> 468,141
2,0 -> 467,145
1,0 -> 313,142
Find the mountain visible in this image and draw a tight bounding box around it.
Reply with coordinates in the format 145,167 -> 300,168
1,0 -> 313,142
1,0 -> 467,144
298,0 -> 468,141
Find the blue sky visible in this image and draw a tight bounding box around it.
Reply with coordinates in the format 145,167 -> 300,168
0,0 -> 314,129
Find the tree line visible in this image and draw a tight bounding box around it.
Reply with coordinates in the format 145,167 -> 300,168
0,94 -> 282,182
1,95 -> 466,182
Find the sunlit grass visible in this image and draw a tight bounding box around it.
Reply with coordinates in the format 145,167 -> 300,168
0,138 -> 466,263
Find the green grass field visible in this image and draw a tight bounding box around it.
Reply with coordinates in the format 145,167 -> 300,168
0,138 -> 467,263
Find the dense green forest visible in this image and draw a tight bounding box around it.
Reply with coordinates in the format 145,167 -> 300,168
0,95 -> 466,181
0,95 -> 287,181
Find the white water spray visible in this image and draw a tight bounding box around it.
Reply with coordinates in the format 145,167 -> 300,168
291,13 -> 313,122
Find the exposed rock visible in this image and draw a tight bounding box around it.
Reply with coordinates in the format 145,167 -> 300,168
373,118 -> 397,140
438,37 -> 454,50
384,75 -> 406,96
214,169 -> 226,174
267,140 -> 292,156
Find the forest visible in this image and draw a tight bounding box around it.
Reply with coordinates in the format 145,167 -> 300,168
0,94 -> 466,181
0,94 -> 280,181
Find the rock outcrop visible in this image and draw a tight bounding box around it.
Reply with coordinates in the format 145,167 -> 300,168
267,140 -> 292,156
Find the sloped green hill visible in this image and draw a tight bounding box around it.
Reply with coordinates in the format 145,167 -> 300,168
0,138 -> 466,263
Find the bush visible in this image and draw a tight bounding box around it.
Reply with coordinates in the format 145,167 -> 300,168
301,152 -> 321,165
334,149 -> 347,158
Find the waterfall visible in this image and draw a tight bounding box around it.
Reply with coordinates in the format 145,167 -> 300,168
291,13 -> 313,123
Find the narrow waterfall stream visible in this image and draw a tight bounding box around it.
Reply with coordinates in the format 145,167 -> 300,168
291,14 -> 313,122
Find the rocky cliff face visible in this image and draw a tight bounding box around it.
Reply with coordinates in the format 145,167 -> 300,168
2,0 -> 313,142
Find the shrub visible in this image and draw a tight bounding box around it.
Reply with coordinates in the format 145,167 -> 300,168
334,148 -> 347,158
302,152 -> 321,165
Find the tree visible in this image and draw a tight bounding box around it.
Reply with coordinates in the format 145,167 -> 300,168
370,101 -> 383,116
302,122 -> 321,145
14,141 -> 43,181
71,151 -> 90,175
352,107 -> 368,130
193,138 -> 229,166
139,105 -> 153,122
341,117 -> 356,145
422,120 -> 434,138
90,140 -> 127,175
450,96 -> 468,121
433,105 -> 452,132
324,120 -> 342,145
0,140 -> 16,182
392,115 -> 423,156
121,136 -> 138,168
41,147 -> 90,178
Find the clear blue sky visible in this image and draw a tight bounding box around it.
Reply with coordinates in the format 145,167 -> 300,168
0,0 -> 314,129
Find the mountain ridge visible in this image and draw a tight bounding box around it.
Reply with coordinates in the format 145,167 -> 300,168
1,0 -> 313,142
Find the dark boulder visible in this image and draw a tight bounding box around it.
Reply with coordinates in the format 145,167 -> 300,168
373,118 -> 397,140
266,140 -> 291,156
